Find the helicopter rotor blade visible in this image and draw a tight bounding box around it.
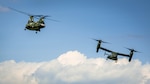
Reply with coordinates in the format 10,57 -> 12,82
133,50 -> 140,53
35,16 -> 59,22
92,38 -> 103,42
45,18 -> 60,22
101,40 -> 109,43
8,7 -> 51,18
8,7 -> 31,16
92,38 -> 99,41
125,47 -> 132,51
92,38 -> 109,43
125,47 -> 140,53
35,15 -> 50,18
35,15 -> 50,19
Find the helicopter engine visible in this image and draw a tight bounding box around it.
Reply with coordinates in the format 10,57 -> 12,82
128,50 -> 134,62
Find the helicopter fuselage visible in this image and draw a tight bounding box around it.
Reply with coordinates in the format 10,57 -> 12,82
25,17 -> 45,32
106,52 -> 118,62
26,23 -> 45,31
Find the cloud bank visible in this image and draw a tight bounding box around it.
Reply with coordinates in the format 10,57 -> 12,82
0,51 -> 150,84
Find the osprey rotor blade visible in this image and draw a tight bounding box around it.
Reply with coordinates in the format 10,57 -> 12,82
101,40 -> 109,43
92,38 -> 109,43
125,47 -> 140,53
92,38 -> 99,41
125,47 -> 131,50
134,50 -> 141,53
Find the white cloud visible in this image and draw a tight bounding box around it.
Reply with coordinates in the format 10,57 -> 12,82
57,51 -> 86,66
0,51 -> 150,84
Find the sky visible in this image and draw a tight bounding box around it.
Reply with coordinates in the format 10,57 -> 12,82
0,0 -> 150,84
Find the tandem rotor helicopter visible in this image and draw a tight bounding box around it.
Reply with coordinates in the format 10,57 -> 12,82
9,7 -> 58,33
93,39 -> 140,62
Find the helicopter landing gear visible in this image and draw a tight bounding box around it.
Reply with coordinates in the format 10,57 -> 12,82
35,30 -> 40,34
115,60 -> 117,63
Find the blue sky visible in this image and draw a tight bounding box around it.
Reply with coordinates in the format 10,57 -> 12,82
0,0 -> 150,63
